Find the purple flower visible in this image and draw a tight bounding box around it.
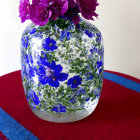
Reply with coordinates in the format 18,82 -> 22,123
19,0 -> 30,22
50,0 -> 69,20
65,0 -> 98,24
67,75 -> 82,88
76,0 -> 99,20
19,0 -> 68,26
64,0 -> 80,25
42,37 -> 58,51
19,0 -> 99,26
29,2 -> 52,26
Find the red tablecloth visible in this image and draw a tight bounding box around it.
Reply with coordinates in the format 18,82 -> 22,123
0,70 -> 140,140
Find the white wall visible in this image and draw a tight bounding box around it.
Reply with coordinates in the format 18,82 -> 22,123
0,0 -> 140,78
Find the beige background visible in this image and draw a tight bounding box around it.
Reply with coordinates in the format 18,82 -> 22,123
0,0 -> 140,78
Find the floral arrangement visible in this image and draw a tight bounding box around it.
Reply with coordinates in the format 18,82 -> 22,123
19,0 -> 99,26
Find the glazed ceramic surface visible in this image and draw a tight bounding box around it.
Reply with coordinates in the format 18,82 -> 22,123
21,18 -> 104,122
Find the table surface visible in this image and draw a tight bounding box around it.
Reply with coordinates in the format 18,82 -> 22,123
0,70 -> 140,140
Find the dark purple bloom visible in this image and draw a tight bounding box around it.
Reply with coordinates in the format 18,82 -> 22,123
52,104 -> 66,113
85,29 -> 94,38
65,0 -> 98,24
67,75 -> 82,88
43,37 -> 58,51
50,0 -> 68,20
37,61 -> 69,87
76,0 -> 98,20
19,0 -> 30,22
64,0 -> 80,25
68,0 -> 77,8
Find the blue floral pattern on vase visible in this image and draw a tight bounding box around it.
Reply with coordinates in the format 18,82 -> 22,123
36,61 -> 68,87
20,17 -> 104,121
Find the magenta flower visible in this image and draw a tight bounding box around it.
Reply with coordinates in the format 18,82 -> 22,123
29,2 -> 52,26
65,0 -> 98,25
67,0 -> 77,8
19,0 -> 68,26
64,0 -> 80,25
19,0 -> 30,22
19,0 -> 99,26
30,0 -> 68,26
76,0 -> 99,20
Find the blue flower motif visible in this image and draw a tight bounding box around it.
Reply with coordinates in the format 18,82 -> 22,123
28,90 -> 40,105
77,88 -> 86,95
90,47 -> 98,54
21,62 -> 28,77
25,55 -> 29,63
37,61 -> 69,87
33,92 -> 40,105
69,98 -> 76,104
37,51 -> 49,66
29,66 -> 35,78
85,98 -> 90,101
25,54 -> 33,65
22,36 -> 28,48
98,68 -> 102,74
76,24 -> 80,29
67,75 -> 82,88
28,54 -> 33,64
97,61 -> 103,69
52,104 -> 66,113
60,30 -> 71,41
30,28 -> 36,34
96,32 -> 102,44
86,72 -> 94,80
85,30 -> 94,38
42,37 -> 58,51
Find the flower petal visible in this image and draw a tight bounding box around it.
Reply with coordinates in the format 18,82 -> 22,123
57,73 -> 69,81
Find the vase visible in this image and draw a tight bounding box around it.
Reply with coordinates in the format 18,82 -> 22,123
20,17 -> 104,123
